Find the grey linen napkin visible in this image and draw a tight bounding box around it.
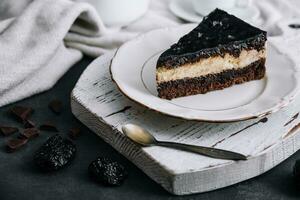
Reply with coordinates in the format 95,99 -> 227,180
0,0 -> 106,107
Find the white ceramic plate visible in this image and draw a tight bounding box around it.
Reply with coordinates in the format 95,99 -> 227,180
169,0 -> 261,26
80,0 -> 150,27
110,24 -> 300,122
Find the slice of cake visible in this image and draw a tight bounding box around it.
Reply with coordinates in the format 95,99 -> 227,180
156,9 -> 267,100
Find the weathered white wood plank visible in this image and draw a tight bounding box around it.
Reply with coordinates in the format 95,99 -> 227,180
71,31 -> 300,195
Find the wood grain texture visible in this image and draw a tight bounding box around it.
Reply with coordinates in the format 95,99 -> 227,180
71,33 -> 300,195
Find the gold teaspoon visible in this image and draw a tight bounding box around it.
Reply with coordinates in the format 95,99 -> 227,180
122,124 -> 247,161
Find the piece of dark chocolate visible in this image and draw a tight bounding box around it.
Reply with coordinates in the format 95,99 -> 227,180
21,128 -> 40,139
9,106 -> 33,122
6,138 -> 28,152
0,126 -> 18,136
23,119 -> 35,128
69,127 -> 81,139
39,121 -> 59,132
48,99 -> 63,114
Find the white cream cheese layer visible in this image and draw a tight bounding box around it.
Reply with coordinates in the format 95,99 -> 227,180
156,48 -> 266,83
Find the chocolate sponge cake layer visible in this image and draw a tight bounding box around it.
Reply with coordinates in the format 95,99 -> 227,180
157,59 -> 266,100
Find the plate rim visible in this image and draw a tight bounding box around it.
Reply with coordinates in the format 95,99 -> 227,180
110,25 -> 300,123
169,0 -> 202,23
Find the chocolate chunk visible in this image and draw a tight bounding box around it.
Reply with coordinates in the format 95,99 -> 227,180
48,99 -> 63,114
21,128 -> 40,139
0,126 -> 18,136
6,138 -> 28,152
69,127 -> 81,139
9,106 -> 33,122
39,121 -> 58,132
23,119 -> 35,128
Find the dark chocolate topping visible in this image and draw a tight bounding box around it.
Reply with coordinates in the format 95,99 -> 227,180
157,9 -> 267,69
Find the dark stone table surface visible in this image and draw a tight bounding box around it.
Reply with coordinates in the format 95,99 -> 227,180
0,57 -> 300,200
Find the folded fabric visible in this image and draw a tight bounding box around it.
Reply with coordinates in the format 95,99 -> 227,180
0,0 -> 299,107
0,0 -> 107,107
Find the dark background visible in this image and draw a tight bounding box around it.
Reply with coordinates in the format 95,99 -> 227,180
0,57 -> 300,200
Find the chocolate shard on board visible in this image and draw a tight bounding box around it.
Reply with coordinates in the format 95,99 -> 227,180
156,9 -> 267,99
0,126 -> 18,136
6,138 -> 28,152
21,128 -> 40,139
9,106 -> 33,122
48,99 -> 63,114
69,127 -> 81,139
39,121 -> 58,132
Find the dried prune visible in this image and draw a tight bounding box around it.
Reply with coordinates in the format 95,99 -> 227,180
88,157 -> 127,186
34,134 -> 76,171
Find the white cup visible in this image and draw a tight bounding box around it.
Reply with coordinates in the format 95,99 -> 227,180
192,0 -> 248,16
78,0 -> 150,27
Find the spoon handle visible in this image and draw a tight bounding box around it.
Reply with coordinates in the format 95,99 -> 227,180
157,141 -> 247,161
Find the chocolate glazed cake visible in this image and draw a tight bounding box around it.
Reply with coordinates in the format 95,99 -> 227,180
156,9 -> 267,100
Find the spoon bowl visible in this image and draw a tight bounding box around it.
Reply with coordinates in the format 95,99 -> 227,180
122,124 -> 157,146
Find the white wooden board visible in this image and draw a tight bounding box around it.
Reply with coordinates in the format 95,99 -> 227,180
71,22 -> 300,195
